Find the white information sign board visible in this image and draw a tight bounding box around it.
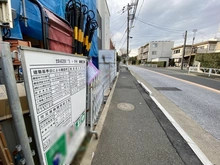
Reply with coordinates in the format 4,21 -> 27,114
21,48 -> 87,165
98,50 -> 116,63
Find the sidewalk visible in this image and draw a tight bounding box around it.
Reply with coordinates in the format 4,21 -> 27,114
83,67 -> 202,165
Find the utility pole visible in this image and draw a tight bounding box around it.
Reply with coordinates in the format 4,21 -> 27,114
188,29 -> 197,67
181,31 -> 187,70
126,3 -> 130,66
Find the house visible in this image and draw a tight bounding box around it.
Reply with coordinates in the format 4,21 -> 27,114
171,38 -> 220,67
171,45 -> 192,67
138,41 -> 174,66
137,46 -> 146,61
194,39 -> 220,54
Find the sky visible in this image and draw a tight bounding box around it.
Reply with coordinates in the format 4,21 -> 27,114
106,0 -> 220,56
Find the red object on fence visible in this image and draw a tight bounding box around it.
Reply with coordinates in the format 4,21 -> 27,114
44,8 -> 73,54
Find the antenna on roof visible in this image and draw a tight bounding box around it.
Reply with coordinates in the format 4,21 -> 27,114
214,23 -> 220,40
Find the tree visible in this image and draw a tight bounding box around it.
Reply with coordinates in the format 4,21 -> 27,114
118,48 -> 127,60
128,56 -> 137,65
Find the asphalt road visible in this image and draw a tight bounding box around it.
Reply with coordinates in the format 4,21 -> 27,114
141,66 -> 220,90
129,65 -> 220,140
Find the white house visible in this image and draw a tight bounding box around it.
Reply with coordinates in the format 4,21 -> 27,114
171,45 -> 192,66
138,41 -> 174,66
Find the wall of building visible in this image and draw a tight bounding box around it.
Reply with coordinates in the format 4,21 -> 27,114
97,0 -> 110,50
172,46 -> 192,59
142,45 -> 148,60
215,42 -> 220,52
172,48 -> 182,59
148,41 -> 174,61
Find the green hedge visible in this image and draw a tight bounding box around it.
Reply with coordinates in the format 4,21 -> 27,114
195,53 -> 220,68
146,61 -> 166,67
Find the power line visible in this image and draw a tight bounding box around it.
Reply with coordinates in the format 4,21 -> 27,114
111,21 -> 127,39
130,0 -> 139,27
137,18 -> 185,32
136,18 -> 184,34
117,29 -> 127,48
133,0 -> 144,27
120,37 -> 127,50
197,31 -> 215,37
130,32 -> 183,37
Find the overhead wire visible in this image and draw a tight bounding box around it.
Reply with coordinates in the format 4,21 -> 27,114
132,0 -> 144,28
136,18 -> 184,34
130,0 -> 139,27
111,12 -> 125,21
137,18 -> 185,32
119,37 -> 127,50
118,29 -> 127,48
197,31 -> 215,37
111,20 -> 127,39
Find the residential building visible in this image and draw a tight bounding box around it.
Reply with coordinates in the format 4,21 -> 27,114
171,38 -> 220,67
171,45 -> 192,67
194,39 -> 220,54
138,41 -> 174,66
137,46 -> 144,61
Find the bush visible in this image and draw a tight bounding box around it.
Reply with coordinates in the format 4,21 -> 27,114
195,53 -> 220,68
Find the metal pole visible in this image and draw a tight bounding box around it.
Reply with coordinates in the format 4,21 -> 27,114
89,83 -> 98,139
0,42 -> 34,164
21,0 -> 28,27
126,3 -> 130,66
181,31 -> 187,70
188,29 -> 197,67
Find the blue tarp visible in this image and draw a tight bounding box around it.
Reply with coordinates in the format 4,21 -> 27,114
8,0 -> 98,57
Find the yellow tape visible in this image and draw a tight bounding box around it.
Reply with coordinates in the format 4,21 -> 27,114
84,36 -> 89,47
78,30 -> 84,42
74,27 -> 78,40
87,42 -> 91,50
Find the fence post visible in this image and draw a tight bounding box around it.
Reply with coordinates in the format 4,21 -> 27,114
208,68 -> 212,77
188,67 -> 191,74
88,80 -> 98,139
109,63 -> 111,88
0,42 -> 34,164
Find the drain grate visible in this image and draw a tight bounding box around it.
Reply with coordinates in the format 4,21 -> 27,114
155,87 -> 181,91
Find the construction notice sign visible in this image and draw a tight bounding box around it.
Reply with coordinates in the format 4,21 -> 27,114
21,47 -> 87,165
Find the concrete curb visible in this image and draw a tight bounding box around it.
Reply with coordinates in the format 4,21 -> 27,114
80,73 -> 119,165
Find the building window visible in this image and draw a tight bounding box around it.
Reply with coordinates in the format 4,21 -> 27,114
209,44 -> 215,51
174,49 -> 180,54
152,51 -> 157,55
198,46 -> 204,49
152,43 -> 158,47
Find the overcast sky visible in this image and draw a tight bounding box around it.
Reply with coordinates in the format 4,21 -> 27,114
106,0 -> 220,56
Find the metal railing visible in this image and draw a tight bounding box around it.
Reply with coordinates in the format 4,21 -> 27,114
188,66 -> 220,77
87,62 -> 117,136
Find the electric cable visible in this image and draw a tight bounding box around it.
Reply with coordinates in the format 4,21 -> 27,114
136,18 -> 184,34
